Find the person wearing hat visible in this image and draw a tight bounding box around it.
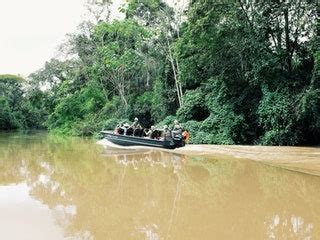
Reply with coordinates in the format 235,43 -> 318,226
130,117 -> 142,136
161,125 -> 171,140
114,122 -> 124,134
172,120 -> 182,139
122,122 -> 130,135
173,120 -> 182,131
130,117 -> 142,129
144,125 -> 155,138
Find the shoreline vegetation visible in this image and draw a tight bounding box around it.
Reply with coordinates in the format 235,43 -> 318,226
0,0 -> 319,146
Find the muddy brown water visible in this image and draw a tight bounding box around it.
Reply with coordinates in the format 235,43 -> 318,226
0,131 -> 320,240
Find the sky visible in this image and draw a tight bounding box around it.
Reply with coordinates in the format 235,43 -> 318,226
0,0 -> 95,77
0,0 -> 186,78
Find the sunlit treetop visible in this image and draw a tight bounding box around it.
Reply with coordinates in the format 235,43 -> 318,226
0,74 -> 25,82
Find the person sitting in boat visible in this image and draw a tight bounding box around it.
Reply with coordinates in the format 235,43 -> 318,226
131,117 -> 143,136
114,123 -> 124,135
161,125 -> 172,140
182,129 -> 190,143
172,120 -> 183,139
173,120 -> 182,132
130,117 -> 142,129
144,125 -> 155,138
122,123 -> 131,135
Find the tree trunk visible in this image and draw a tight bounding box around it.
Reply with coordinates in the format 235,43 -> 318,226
166,34 -> 182,107
118,83 -> 128,110
283,5 -> 292,73
175,58 -> 183,105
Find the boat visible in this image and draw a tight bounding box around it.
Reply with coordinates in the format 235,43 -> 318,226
100,131 -> 185,149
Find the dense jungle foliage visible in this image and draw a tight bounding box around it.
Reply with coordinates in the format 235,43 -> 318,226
0,74 -> 48,129
0,0 -> 319,145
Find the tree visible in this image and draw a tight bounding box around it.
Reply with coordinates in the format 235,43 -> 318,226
176,0 -> 318,145
126,0 -> 187,107
85,0 -> 113,23
91,20 -> 151,109
17,0 -> 319,145
0,75 -> 26,129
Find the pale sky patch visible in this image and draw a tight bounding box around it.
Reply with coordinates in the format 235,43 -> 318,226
0,0 -> 186,77
0,0 -> 88,77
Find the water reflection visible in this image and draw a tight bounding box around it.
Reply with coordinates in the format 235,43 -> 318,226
102,149 -> 187,240
266,214 -> 313,240
0,183 -> 65,240
106,150 -> 185,175
0,132 -> 320,239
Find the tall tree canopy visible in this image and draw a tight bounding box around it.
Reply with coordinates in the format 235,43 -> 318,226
1,0 -> 319,145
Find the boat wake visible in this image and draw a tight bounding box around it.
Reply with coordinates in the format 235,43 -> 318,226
176,145 -> 320,177
97,140 -> 320,177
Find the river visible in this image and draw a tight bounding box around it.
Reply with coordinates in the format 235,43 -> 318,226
0,131 -> 320,239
